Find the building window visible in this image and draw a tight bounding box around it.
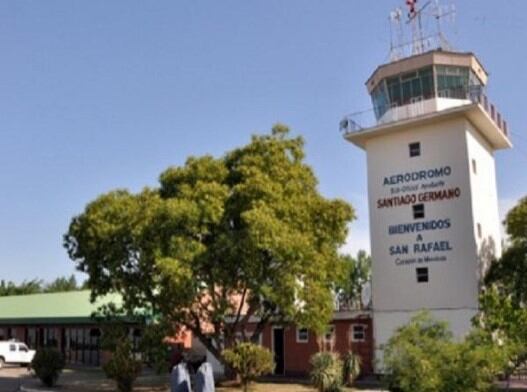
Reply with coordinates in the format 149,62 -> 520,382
324,326 -> 335,343
409,142 -> 421,157
413,204 -> 425,219
472,159 -> 477,174
351,325 -> 366,342
477,223 -> 482,239
296,328 -> 309,343
416,267 -> 429,283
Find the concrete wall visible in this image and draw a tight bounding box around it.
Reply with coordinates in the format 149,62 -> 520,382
364,116 -> 502,370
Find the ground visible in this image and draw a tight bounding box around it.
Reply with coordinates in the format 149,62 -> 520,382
0,366 -> 382,392
3,365 -> 526,392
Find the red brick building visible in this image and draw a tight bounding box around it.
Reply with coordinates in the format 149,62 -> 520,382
249,311 -> 373,377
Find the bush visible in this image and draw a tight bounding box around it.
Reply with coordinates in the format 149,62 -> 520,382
310,352 -> 343,392
223,342 -> 274,392
383,311 -> 506,392
103,339 -> 142,392
342,351 -> 361,386
31,348 -> 65,387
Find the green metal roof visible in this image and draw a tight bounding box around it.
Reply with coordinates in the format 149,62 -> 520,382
0,290 -> 128,325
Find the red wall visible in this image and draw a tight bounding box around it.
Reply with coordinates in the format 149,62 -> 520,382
251,315 -> 374,377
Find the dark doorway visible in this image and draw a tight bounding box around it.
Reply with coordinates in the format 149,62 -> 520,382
273,328 -> 285,375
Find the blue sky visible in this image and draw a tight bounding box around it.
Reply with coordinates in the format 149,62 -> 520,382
1,1 -> 526,283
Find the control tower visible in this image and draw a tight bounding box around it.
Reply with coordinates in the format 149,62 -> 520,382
341,1 -> 512,370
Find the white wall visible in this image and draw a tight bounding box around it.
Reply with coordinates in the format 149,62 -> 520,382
363,116 -> 502,371
465,123 -> 503,279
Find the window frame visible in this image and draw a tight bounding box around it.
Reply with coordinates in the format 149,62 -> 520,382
296,328 -> 309,344
413,204 -> 425,220
416,267 -> 429,283
351,324 -> 366,343
409,142 -> 421,157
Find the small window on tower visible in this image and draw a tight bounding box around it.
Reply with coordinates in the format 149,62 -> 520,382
477,223 -> 482,239
416,267 -> 429,283
413,204 -> 425,219
472,159 -> 477,174
409,142 -> 421,157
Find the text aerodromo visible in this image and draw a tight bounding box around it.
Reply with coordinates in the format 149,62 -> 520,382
383,166 -> 452,186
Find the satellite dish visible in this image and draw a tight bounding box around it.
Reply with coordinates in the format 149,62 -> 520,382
361,282 -> 372,308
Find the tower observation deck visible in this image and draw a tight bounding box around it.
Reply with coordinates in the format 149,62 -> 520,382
341,50 -> 511,151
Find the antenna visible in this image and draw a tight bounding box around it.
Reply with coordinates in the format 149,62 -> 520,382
406,0 -> 432,55
389,8 -> 404,61
432,0 -> 456,51
387,0 -> 457,61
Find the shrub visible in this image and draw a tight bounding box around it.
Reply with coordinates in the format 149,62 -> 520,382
102,339 -> 142,392
383,311 -> 506,392
342,351 -> 361,386
223,342 -> 274,392
31,348 -> 65,387
310,352 -> 343,392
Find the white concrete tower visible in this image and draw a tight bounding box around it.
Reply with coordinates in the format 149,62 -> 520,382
341,49 -> 512,370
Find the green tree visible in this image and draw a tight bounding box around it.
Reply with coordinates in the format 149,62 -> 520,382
0,279 -> 43,296
485,196 -> 527,305
64,125 -> 354,366
336,250 -> 371,309
44,274 -> 79,293
479,196 -> 527,379
100,323 -> 142,392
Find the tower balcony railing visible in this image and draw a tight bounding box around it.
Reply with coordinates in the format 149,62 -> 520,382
340,87 -> 509,139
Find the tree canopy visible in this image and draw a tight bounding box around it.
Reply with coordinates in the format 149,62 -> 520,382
64,125 -> 355,364
478,196 -> 527,378
485,196 -> 527,305
336,250 -> 371,310
0,275 -> 84,296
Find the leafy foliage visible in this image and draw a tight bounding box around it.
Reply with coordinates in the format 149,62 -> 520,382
336,250 -> 371,309
223,343 -> 274,392
478,196 -> 527,378
100,323 -> 142,392
31,348 -> 66,387
342,351 -> 361,386
310,352 -> 344,392
485,196 -> 527,305
64,125 -> 354,364
0,275 -> 85,296
45,275 -> 83,293
138,322 -> 171,374
103,339 -> 142,392
383,312 -> 505,392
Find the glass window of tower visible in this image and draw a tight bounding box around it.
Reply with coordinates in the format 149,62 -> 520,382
436,66 -> 470,99
373,66 -> 434,119
372,81 -> 389,119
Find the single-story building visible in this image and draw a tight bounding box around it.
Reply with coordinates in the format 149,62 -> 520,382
186,310 -> 374,377
0,291 -> 374,376
0,290 -> 145,366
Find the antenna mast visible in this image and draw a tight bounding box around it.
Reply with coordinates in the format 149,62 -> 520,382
387,0 -> 457,62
